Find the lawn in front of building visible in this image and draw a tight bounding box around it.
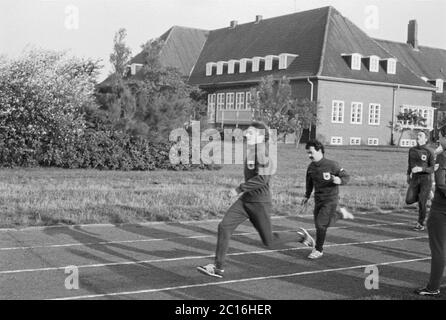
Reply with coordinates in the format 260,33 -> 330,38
0,144 -> 414,228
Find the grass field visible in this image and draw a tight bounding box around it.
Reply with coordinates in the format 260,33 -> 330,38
0,144 -> 416,228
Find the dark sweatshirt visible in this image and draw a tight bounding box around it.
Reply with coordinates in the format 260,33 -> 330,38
407,144 -> 435,176
305,157 -> 350,202
431,152 -> 446,213
236,146 -> 273,203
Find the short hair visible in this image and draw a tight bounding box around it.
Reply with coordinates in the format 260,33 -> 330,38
249,121 -> 270,142
439,125 -> 446,138
417,129 -> 429,140
305,139 -> 325,154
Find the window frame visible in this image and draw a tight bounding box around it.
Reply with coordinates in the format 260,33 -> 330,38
368,103 -> 381,126
332,100 -> 345,124
350,102 -> 363,124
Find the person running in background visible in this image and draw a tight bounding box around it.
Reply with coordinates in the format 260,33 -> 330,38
302,139 -> 354,260
197,121 -> 314,278
415,125 -> 446,296
406,130 -> 435,231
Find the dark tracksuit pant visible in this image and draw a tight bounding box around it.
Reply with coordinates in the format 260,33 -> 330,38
215,198 -> 302,269
313,198 -> 343,252
406,174 -> 432,226
425,152 -> 446,291
427,210 -> 446,291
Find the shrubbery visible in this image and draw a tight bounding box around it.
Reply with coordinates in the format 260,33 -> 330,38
0,49 -> 218,171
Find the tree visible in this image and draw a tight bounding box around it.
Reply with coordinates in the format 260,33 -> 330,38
250,76 -> 320,146
0,49 -> 100,165
109,28 -> 132,80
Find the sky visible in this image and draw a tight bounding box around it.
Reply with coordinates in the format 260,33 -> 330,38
1,0 -> 445,81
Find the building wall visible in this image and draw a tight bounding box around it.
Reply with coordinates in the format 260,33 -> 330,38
316,80 -> 433,146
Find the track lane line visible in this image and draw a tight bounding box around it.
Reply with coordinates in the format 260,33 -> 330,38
48,256 -> 431,300
0,235 -> 428,275
0,222 -> 409,251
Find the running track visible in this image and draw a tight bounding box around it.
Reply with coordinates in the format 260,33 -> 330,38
0,211 -> 443,300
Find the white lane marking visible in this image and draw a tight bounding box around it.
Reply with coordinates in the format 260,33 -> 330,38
49,257 -> 431,300
0,235 -> 427,275
0,222 -> 408,251
0,210 -> 407,232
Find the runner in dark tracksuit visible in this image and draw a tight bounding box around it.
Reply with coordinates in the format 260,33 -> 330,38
415,128 -> 446,296
197,121 -> 314,278
304,157 -> 351,254
406,136 -> 435,230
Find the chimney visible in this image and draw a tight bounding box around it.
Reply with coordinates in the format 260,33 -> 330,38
407,20 -> 418,50
229,20 -> 238,29
255,15 -> 263,24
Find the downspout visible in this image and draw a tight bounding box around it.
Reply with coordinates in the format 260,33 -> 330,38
307,77 -> 314,101
392,85 -> 400,146
307,77 -> 315,140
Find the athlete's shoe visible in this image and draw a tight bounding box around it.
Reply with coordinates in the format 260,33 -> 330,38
413,223 -> 425,231
308,249 -> 323,259
414,287 -> 440,296
297,228 -> 315,248
197,264 -> 224,278
339,207 -> 354,220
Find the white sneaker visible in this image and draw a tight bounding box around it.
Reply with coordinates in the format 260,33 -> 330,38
297,228 -> 315,248
197,264 -> 224,278
339,207 -> 354,220
308,249 -> 323,259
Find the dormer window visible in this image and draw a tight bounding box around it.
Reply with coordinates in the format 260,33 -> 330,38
216,61 -> 227,75
252,57 -> 265,72
227,60 -> 239,74
342,53 -> 362,70
265,55 -> 279,71
436,79 -> 444,93
369,55 -> 379,72
279,53 -> 298,70
387,58 -> 396,74
239,58 -> 252,73
351,53 -> 362,70
130,63 -> 143,75
206,62 -> 217,76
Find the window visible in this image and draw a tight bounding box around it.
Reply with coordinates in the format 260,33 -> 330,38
227,60 -> 238,74
367,138 -> 379,146
400,139 -> 417,147
330,137 -> 343,145
352,54 -> 362,70
239,59 -> 250,73
226,92 -> 234,110
236,92 -> 245,110
216,61 -> 227,75
206,62 -> 217,76
130,63 -> 143,75
387,58 -> 396,74
245,92 -> 252,109
399,105 -> 435,129
279,53 -> 298,70
369,56 -> 379,72
436,79 -> 444,93
216,93 -> 225,110
252,57 -> 264,72
350,137 -> 361,145
265,55 -> 278,71
207,94 -> 216,123
350,102 -> 363,124
368,103 -> 381,125
332,100 -> 344,123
